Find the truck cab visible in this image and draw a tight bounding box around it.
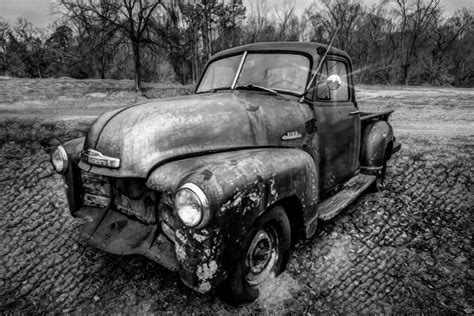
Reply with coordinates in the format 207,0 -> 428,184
51,42 -> 400,305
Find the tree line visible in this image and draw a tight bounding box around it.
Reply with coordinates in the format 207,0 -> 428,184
0,0 -> 473,89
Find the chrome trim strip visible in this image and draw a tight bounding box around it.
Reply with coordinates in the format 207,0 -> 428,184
180,183 -> 209,210
178,182 -> 211,228
81,149 -> 120,169
361,166 -> 383,170
231,51 -> 248,89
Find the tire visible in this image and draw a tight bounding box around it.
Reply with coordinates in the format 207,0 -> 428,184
220,206 -> 291,305
370,149 -> 387,192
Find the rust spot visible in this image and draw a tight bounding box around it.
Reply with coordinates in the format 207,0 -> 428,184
200,169 -> 213,181
196,260 -> 218,293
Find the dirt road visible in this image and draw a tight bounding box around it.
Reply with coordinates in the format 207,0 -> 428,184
1,80 -> 472,313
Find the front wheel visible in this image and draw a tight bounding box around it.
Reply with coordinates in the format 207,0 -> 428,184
221,206 -> 291,305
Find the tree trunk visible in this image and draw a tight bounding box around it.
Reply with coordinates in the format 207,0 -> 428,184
132,41 -> 141,92
100,55 -> 105,79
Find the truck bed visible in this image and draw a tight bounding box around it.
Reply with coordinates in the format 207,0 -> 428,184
360,109 -> 401,154
360,109 -> 394,121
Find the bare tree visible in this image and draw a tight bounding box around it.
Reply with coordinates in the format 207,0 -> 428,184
245,0 -> 272,42
395,0 -> 440,84
60,0 -> 164,91
274,0 -> 296,40
303,0 -> 363,50
0,18 -> 10,75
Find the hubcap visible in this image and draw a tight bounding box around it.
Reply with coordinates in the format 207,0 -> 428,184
245,226 -> 278,285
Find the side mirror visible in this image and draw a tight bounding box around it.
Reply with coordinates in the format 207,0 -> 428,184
326,74 -> 342,90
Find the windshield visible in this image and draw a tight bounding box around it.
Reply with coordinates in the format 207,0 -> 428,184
196,52 -> 311,94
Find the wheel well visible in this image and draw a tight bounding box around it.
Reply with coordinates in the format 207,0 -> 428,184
277,196 -> 304,245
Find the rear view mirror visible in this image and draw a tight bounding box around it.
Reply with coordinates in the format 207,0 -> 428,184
327,74 -> 342,90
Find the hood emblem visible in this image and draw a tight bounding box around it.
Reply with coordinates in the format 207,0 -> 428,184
81,149 -> 120,168
281,131 -> 303,141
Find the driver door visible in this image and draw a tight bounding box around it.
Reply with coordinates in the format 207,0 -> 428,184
312,56 -> 360,195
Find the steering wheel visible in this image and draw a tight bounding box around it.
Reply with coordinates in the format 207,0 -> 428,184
268,79 -> 300,90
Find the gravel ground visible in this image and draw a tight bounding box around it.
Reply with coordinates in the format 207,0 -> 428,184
0,81 -> 473,313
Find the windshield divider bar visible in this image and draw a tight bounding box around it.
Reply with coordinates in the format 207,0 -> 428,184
231,51 -> 248,90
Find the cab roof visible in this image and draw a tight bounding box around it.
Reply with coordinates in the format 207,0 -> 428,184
210,42 -> 350,62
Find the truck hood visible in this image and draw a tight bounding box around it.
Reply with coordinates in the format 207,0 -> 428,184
80,91 -> 311,178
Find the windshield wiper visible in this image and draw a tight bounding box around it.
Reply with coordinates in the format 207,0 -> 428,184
196,87 -> 231,94
234,84 -> 278,96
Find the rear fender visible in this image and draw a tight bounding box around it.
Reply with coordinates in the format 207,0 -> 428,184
146,148 -> 318,292
360,121 -> 393,174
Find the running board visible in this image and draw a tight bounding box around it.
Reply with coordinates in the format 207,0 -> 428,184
318,173 -> 376,221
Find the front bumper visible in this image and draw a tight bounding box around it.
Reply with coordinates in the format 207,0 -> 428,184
64,162 -> 226,293
76,207 -> 178,271
75,207 -> 226,293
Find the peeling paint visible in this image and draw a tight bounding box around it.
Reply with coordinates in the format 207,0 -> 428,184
268,178 -> 279,203
232,196 -> 242,207
193,232 -> 207,243
196,260 -> 219,293
198,281 -> 212,293
197,260 -> 218,281
175,243 -> 187,262
175,229 -> 187,244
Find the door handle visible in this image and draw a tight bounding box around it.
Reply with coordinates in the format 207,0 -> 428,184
349,110 -> 361,115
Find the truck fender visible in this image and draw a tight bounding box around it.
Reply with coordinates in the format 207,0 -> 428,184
60,137 -> 85,214
62,137 -> 85,162
360,121 -> 393,174
145,148 -> 318,292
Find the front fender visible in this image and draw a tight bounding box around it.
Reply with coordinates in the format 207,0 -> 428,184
61,137 -> 85,214
146,148 -> 318,292
63,137 -> 85,162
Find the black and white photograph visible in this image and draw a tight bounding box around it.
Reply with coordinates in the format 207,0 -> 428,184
0,0 -> 472,313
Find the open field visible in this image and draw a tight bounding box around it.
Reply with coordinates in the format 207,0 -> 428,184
1,78 -> 473,313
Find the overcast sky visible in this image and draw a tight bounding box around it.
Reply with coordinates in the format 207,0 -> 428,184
1,0 -> 472,28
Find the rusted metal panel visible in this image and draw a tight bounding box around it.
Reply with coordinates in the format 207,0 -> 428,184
313,101 -> 360,195
310,54 -> 360,197
79,91 -> 313,178
146,148 -> 318,212
76,207 -> 178,271
360,120 -> 394,173
360,109 -> 394,121
146,148 -> 318,292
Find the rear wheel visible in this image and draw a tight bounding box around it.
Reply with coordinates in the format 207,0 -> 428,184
221,206 -> 291,305
370,147 -> 388,192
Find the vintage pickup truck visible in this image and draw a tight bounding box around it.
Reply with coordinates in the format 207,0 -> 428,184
51,42 -> 400,304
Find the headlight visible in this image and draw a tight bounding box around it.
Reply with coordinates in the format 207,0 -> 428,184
175,183 -> 210,227
52,145 -> 68,173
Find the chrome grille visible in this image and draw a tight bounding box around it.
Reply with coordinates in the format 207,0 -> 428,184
80,172 -> 164,226
113,178 -> 158,224
81,171 -> 111,208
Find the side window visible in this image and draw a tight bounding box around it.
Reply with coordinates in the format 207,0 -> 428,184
315,59 -> 350,102
197,54 -> 241,92
316,61 -> 330,100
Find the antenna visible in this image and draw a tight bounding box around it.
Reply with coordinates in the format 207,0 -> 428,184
300,26 -> 340,103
